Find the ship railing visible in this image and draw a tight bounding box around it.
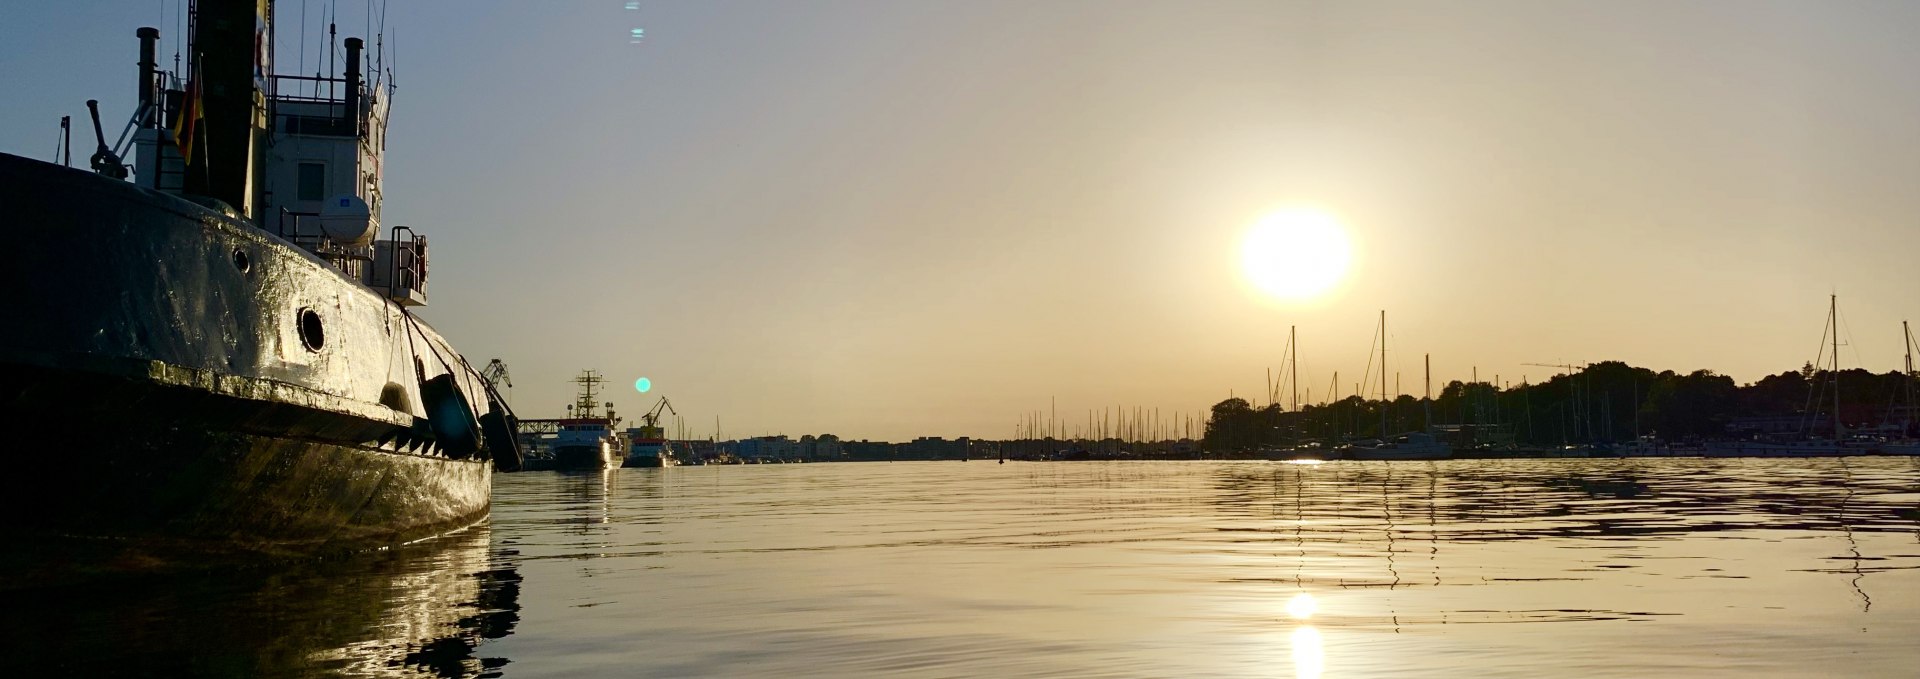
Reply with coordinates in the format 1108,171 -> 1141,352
270,74 -> 354,104
277,207 -> 319,239
269,74 -> 367,136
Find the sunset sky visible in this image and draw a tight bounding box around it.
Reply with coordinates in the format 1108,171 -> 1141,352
5,1 -> 1919,441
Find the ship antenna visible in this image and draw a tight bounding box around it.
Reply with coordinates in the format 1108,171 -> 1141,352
376,0 -> 388,86
329,16 -> 337,101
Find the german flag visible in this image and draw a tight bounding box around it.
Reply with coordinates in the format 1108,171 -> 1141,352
171,68 -> 202,164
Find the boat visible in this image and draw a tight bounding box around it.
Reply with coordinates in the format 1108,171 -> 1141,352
522,371 -> 619,471
1344,432 -> 1453,461
1619,435 -> 1686,457
550,419 -> 617,470
1875,321 -> 1920,456
1706,296 -> 1856,457
0,1 -> 519,573
1340,311 -> 1452,461
623,396 -> 679,467
1261,441 -> 1339,461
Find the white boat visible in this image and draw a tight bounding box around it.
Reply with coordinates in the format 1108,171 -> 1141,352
1704,438 -> 1852,457
1341,311 -> 1452,461
1344,431 -> 1452,460
523,370 -> 619,471
622,397 -> 680,468
1879,322 -> 1920,455
1706,295 -> 1859,458
1619,436 -> 1690,457
550,419 -> 616,470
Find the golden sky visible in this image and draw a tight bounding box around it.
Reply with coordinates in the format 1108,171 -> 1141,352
8,1 -> 1919,440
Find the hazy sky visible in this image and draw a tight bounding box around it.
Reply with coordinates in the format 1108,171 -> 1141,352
5,1 -> 1919,441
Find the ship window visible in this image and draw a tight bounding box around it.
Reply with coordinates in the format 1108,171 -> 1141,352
297,162 -> 326,201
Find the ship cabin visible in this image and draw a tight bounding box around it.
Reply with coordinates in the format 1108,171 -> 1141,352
128,28 -> 429,307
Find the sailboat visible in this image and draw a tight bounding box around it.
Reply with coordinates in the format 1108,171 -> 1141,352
1707,295 -> 1860,457
1342,311 -> 1451,461
1878,321 -> 1920,456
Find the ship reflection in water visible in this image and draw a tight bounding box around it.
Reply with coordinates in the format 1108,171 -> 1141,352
7,524 -> 519,677
11,458 -> 1920,676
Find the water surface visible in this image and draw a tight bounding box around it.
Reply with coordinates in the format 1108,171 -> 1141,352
15,458 -> 1920,677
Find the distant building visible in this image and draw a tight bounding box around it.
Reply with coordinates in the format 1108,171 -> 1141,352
902,436 -> 969,460
734,435 -> 798,461
844,440 -> 896,461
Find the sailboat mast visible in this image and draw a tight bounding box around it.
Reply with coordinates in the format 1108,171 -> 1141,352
1379,310 -> 1388,437
1832,295 -> 1842,439
1424,353 -> 1432,433
1331,372 -> 1339,437
1906,321 -> 1914,377
1290,325 -> 1299,412
1906,320 -> 1916,436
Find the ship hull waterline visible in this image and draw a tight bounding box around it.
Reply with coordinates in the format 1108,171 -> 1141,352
0,152 -> 500,576
0,357 -> 492,581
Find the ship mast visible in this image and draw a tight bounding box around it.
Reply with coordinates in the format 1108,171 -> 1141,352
573,370 -> 606,419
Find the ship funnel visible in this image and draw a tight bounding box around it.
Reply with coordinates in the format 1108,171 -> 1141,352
136,27 -> 159,128
344,37 -> 363,135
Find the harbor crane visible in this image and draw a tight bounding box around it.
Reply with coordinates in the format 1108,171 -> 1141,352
480,359 -> 512,388
480,358 -> 512,405
639,396 -> 678,439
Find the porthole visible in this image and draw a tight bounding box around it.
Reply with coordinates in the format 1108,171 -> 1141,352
298,308 -> 325,352
232,248 -> 251,274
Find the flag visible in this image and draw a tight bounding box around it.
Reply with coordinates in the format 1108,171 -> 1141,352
171,68 -> 202,164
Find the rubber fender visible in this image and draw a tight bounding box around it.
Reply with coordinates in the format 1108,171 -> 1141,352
482,400 -> 523,472
420,373 -> 482,459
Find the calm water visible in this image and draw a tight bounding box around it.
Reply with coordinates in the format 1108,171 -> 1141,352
13,458 -> 1920,677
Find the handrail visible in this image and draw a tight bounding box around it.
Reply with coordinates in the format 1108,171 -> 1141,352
278,207 -> 320,239
272,74 -> 348,84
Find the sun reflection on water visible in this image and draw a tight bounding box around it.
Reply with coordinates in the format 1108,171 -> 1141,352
1291,625 -> 1325,679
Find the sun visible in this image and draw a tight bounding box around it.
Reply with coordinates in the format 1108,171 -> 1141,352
1240,208 -> 1353,302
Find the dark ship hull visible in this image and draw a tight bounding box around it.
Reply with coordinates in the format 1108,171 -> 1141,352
0,153 -> 498,574
550,445 -> 613,471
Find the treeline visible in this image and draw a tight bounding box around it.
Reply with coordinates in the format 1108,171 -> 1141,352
1203,360 -> 1917,450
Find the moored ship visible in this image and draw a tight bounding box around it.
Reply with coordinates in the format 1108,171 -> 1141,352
0,1 -> 519,575
623,397 -> 680,467
518,371 -> 620,471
